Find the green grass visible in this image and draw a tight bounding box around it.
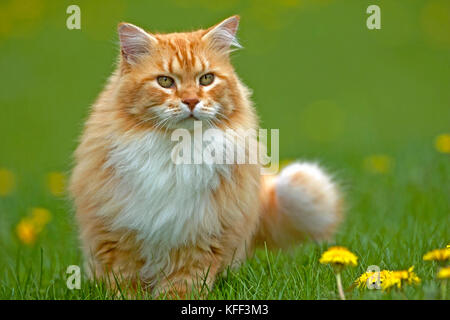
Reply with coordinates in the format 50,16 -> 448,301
0,0 -> 449,300
0,145 -> 448,299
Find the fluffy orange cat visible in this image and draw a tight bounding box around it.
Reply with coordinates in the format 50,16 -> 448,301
69,16 -> 343,298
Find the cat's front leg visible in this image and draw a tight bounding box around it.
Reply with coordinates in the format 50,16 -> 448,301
151,245 -> 222,299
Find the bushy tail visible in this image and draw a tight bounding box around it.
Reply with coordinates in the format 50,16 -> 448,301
254,162 -> 343,249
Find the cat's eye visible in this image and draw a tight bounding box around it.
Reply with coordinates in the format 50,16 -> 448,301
157,76 -> 175,88
199,73 -> 214,86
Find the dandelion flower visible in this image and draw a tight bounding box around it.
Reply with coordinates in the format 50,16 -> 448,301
437,266 -> 450,300
380,274 -> 401,290
320,246 -> 358,300
46,171 -> 66,196
319,246 -> 358,267
423,248 -> 450,262
363,155 -> 393,174
382,266 -> 421,290
435,133 -> 450,153
16,219 -> 37,245
424,246 -> 450,300
354,270 -> 392,289
15,208 -> 51,245
437,266 -> 450,280
355,267 -> 420,291
30,207 -> 51,230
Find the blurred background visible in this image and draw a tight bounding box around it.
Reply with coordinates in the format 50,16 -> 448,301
1,0 -> 449,171
0,0 -> 449,298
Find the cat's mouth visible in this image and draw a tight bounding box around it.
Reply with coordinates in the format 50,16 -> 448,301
178,112 -> 199,121
175,114 -> 200,127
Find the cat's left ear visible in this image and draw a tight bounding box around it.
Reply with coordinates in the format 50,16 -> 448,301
202,15 -> 241,52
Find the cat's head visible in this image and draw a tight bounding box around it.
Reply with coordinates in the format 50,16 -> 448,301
115,16 -> 250,131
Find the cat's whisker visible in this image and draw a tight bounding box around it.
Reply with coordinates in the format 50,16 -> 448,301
213,110 -> 229,121
155,119 -> 169,132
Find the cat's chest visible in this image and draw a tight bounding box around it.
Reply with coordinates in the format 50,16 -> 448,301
103,132 -> 231,248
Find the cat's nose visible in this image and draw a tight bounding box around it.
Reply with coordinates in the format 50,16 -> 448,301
182,98 -> 200,111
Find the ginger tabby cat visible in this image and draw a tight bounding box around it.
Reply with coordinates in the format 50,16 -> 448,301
69,16 -> 343,298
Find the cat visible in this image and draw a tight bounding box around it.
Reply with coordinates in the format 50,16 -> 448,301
69,15 -> 343,298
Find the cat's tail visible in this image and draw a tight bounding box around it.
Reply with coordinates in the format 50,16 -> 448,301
254,162 -> 343,249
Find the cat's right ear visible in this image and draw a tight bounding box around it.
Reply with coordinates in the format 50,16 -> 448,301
118,23 -> 156,65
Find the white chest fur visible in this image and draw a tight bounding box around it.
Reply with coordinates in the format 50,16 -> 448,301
102,131 -> 232,279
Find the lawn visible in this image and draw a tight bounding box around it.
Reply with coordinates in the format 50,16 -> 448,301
0,0 -> 449,299
0,145 -> 448,299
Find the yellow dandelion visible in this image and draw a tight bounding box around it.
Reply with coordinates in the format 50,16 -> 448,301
405,266 -> 421,285
437,266 -> 450,280
382,266 -> 421,290
425,245 -> 450,299
320,246 -> 358,300
354,270 -> 392,289
16,219 -> 37,245
15,208 -> 51,245
0,168 -> 15,196
423,248 -> 450,262
46,171 -> 66,196
437,266 -> 449,300
363,154 -> 393,174
380,274 -> 401,290
319,246 -> 358,267
421,0 -> 450,47
435,134 -> 450,154
30,207 -> 51,230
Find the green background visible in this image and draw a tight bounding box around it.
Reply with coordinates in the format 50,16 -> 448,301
0,0 -> 449,299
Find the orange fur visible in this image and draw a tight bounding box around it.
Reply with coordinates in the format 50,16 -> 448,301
69,16 -> 343,299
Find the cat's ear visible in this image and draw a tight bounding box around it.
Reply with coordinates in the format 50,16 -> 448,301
202,15 -> 241,52
118,23 -> 157,64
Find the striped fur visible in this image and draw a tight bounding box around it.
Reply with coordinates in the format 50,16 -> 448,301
69,16 -> 343,298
